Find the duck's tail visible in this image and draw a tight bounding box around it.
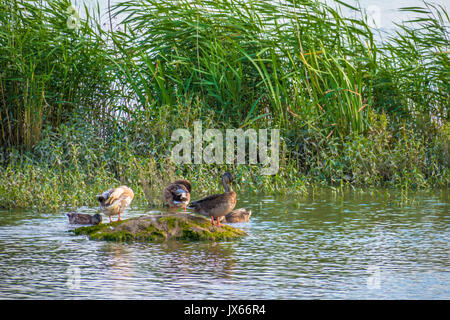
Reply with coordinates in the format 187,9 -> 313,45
187,201 -> 199,210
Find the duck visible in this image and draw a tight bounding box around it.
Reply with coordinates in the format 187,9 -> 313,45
66,212 -> 102,225
163,179 -> 192,213
187,172 -> 236,226
221,208 -> 252,223
96,185 -> 134,222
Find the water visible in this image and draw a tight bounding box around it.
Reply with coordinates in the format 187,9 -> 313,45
0,190 -> 448,299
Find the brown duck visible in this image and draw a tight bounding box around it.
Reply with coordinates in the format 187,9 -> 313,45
163,179 -> 192,213
96,185 -> 134,222
188,172 -> 236,226
66,212 -> 102,225
221,208 -> 252,223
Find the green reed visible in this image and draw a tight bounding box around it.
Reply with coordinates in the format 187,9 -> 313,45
109,0 -> 379,135
0,0 -> 119,148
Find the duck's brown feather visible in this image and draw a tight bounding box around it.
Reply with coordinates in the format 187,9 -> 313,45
172,179 -> 192,193
221,208 -> 251,223
163,180 -> 191,208
66,212 -> 102,225
188,191 -> 236,218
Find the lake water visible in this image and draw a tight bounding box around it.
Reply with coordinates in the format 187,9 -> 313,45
0,189 -> 448,299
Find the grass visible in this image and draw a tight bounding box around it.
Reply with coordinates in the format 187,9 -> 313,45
0,0 -> 448,211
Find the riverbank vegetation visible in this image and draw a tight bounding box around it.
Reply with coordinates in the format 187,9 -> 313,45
0,0 -> 448,211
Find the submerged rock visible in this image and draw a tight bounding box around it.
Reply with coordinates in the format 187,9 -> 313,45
72,213 -> 247,242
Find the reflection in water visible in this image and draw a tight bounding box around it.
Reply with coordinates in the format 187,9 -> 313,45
100,243 -> 136,299
158,241 -> 237,280
0,189 -> 448,299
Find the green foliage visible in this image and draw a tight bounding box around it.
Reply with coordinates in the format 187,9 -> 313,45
0,0 -> 118,148
382,2 -> 449,120
0,0 -> 448,211
111,0 -> 377,135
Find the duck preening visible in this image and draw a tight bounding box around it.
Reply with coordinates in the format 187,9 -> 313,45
163,179 -> 192,213
188,172 -> 236,226
96,185 -> 134,223
221,208 -> 252,223
66,212 -> 102,225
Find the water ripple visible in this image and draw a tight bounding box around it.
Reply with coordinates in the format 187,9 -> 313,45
0,190 -> 448,299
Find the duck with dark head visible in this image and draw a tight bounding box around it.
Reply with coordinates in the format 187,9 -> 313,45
188,172 -> 236,226
163,179 -> 192,213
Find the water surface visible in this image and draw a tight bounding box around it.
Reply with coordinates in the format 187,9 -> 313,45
0,189 -> 448,299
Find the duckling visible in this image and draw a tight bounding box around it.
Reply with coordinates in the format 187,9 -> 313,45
163,179 -> 192,213
188,172 -> 236,226
96,185 -> 134,223
66,212 -> 102,225
221,208 -> 252,223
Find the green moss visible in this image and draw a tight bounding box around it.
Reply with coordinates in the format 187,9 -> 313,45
134,223 -> 167,241
73,224 -> 102,236
73,219 -> 127,237
72,214 -> 247,242
159,216 -> 178,229
92,230 -> 134,242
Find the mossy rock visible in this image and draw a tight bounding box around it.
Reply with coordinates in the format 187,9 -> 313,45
72,213 -> 248,242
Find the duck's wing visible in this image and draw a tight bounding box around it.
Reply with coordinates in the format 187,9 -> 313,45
172,184 -> 190,202
119,186 -> 134,200
188,193 -> 221,208
105,187 -> 124,205
188,192 -> 235,211
227,208 -> 251,219
172,179 -> 192,193
66,213 -> 90,224
229,208 -> 251,215
165,183 -> 189,201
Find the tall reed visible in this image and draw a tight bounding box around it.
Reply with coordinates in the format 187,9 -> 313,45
0,0 -> 119,149
110,0 -> 382,136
